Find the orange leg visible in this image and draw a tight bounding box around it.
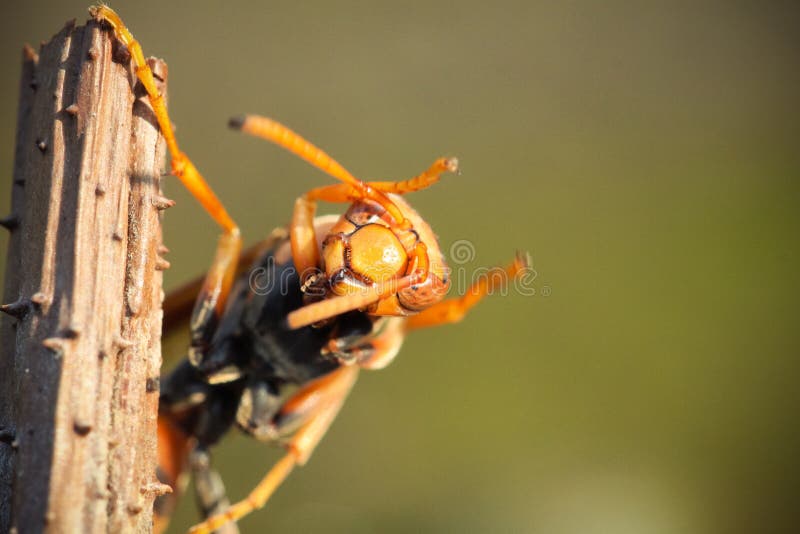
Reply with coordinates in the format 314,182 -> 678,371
154,414 -> 190,534
354,317 -> 406,370
230,114 -> 411,227
300,156 -> 459,202
405,252 -> 530,330
289,197 -> 320,285
187,366 -> 360,534
90,5 -> 242,325
162,230 -> 288,331
286,185 -> 380,284
368,156 -> 459,194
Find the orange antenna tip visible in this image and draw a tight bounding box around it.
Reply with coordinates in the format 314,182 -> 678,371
507,251 -> 531,277
443,157 -> 459,174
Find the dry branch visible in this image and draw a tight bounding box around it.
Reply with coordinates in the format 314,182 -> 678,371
0,19 -> 169,533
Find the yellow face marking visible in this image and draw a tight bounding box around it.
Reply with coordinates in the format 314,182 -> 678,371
349,225 -> 407,282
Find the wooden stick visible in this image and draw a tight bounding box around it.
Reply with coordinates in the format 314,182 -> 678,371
0,19 -> 170,533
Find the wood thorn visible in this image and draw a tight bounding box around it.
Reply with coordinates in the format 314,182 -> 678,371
63,325 -> 81,339
22,43 -> 38,62
64,103 -> 79,115
92,488 -> 111,500
73,420 -> 92,436
1,298 -> 30,319
113,334 -> 134,350
155,257 -> 171,271
113,43 -> 131,65
36,138 -> 47,152
95,184 -> 107,196
140,481 -> 172,496
0,214 -> 20,230
0,427 -> 15,444
30,292 -> 51,310
145,376 -> 159,393
157,244 -> 170,255
42,337 -> 67,355
147,58 -> 168,82
151,195 -> 175,210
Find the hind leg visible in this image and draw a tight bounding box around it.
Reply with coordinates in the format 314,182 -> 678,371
188,366 -> 359,534
190,449 -> 240,534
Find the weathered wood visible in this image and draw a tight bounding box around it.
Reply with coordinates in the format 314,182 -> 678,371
0,19 -> 169,533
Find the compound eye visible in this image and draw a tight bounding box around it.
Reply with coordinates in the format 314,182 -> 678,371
322,234 -> 347,276
349,224 -> 407,283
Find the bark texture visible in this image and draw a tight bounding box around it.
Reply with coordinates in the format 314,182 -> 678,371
0,19 -> 170,533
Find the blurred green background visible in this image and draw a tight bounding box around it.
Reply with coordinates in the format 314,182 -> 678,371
1,1 -> 798,533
